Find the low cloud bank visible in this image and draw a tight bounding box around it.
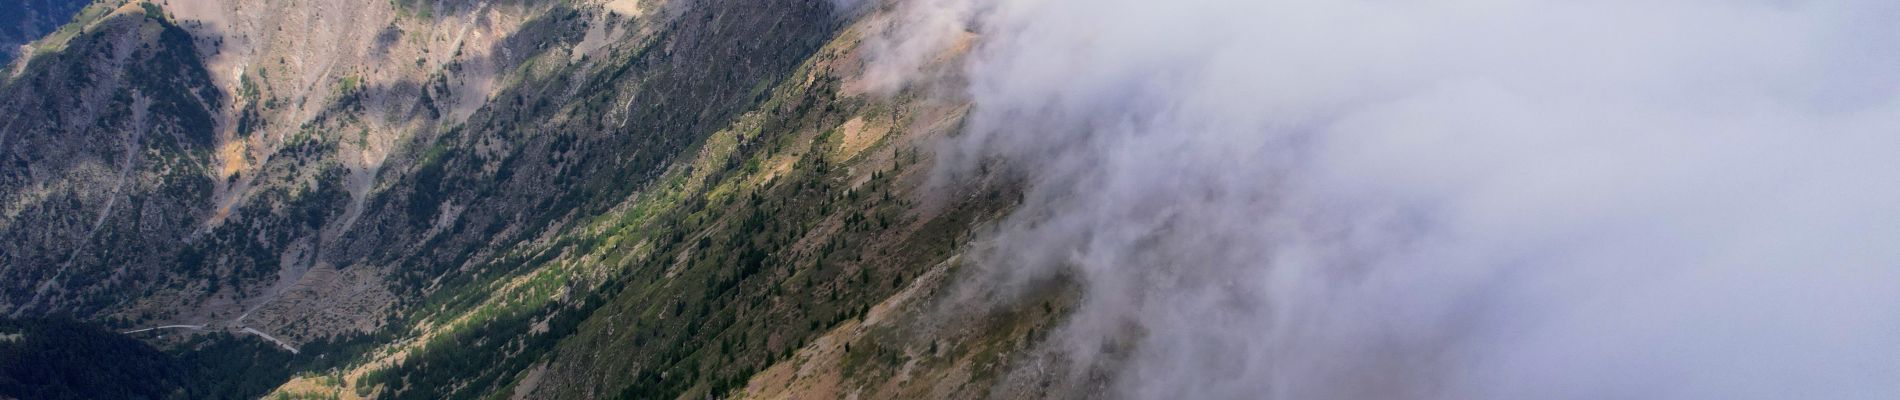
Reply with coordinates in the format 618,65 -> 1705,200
890,0 -> 1900,398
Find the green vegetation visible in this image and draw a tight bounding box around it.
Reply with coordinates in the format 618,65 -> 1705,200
137,2 -> 163,19
0,319 -> 189,399
0,319 -> 383,400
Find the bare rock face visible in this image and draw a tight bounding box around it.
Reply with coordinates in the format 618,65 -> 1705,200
13,0 -> 851,330
2,0 -> 564,331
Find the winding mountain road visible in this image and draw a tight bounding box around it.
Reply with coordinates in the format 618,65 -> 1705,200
240,327 -> 299,354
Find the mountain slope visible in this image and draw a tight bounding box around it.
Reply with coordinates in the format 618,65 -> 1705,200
0,0 -> 1049,399
0,2 -> 221,319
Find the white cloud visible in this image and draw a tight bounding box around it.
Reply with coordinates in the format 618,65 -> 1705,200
922,0 -> 1900,398
854,0 -> 987,94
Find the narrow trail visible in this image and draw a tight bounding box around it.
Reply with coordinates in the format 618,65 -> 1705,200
121,324 -> 207,334
122,322 -> 300,354
12,94 -> 152,318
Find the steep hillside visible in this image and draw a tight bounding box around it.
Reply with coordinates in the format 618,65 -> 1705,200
1,0 -> 1047,398
3,0 -> 842,333
1,1 -> 223,319
256,6 -> 1036,398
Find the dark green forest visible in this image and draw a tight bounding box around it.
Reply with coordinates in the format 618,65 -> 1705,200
0,319 -> 373,400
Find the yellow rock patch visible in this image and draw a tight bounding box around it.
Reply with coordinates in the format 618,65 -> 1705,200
602,0 -> 645,17
833,115 -> 891,162
217,139 -> 247,179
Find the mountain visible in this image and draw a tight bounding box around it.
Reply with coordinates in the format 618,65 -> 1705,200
0,0 -> 1052,398
12,0 -> 1899,399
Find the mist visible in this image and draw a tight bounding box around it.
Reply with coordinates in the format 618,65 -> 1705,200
888,0 -> 1900,398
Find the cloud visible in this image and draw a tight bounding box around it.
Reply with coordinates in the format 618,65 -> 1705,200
920,0 -> 1900,398
853,0 -> 987,94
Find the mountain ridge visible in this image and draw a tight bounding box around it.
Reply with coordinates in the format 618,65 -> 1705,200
0,0 -> 1052,399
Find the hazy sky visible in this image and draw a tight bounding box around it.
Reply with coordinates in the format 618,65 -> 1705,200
876,0 -> 1900,398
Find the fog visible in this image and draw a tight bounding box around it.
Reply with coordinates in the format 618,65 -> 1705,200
881,0 -> 1900,398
